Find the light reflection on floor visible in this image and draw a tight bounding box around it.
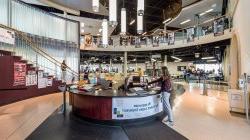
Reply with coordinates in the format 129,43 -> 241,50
172,83 -> 250,140
0,83 -> 249,140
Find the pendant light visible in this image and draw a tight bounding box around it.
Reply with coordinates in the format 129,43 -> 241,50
102,19 -> 108,47
109,0 -> 117,26
92,0 -> 99,12
137,0 -> 144,16
137,15 -> 143,34
121,8 -> 126,34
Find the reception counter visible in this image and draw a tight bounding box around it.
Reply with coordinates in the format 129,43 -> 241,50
69,88 -> 163,121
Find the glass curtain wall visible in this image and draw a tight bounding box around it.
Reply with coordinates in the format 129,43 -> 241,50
0,0 -> 8,25
0,0 -> 80,81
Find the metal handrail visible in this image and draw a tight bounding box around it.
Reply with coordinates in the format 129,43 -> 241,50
0,23 -> 79,77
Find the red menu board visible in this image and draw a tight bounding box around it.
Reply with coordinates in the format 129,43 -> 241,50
13,62 -> 26,86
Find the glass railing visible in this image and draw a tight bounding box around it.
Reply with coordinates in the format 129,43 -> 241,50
85,15 -> 231,49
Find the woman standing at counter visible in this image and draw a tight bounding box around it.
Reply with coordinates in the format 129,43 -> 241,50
148,66 -> 174,126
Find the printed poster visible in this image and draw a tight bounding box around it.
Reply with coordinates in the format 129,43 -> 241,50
13,62 -> 26,86
0,28 -> 15,45
26,70 -> 37,86
38,71 -> 47,89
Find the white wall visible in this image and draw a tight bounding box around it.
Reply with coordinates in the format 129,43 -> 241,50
233,0 -> 250,75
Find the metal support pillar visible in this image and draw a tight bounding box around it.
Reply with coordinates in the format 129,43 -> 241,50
124,51 -> 128,77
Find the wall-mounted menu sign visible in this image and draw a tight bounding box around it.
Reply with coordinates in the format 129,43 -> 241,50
13,62 -> 26,86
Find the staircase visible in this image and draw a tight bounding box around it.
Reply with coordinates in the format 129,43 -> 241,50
0,49 -> 63,106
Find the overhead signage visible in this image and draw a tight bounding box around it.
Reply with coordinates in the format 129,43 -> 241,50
0,28 -> 15,45
112,94 -> 163,120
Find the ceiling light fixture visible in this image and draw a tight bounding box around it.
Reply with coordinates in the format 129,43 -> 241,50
180,19 -> 191,25
201,56 -> 214,60
142,32 -> 147,35
99,28 -> 102,32
171,56 -> 182,61
102,19 -> 108,47
207,59 -> 217,62
137,15 -> 143,34
199,9 -> 214,16
162,18 -> 172,24
121,8 -> 126,34
137,0 -> 144,16
109,0 -> 117,26
92,0 -> 99,12
129,19 -> 135,25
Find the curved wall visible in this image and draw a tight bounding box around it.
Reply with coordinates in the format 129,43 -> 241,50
233,0 -> 250,75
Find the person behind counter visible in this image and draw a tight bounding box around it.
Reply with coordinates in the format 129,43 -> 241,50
147,66 -> 174,127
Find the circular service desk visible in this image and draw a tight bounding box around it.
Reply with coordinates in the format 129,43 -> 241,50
69,88 -> 163,121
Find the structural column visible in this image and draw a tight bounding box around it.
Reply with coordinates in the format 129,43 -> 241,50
124,51 -> 128,77
163,55 -> 168,66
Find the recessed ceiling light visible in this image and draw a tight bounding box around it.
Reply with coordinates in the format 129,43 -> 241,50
99,28 -> 102,32
129,19 -> 135,25
142,32 -> 147,35
162,18 -> 172,24
199,9 -> 214,16
207,59 -> 217,62
81,29 -> 84,33
201,56 -> 214,60
180,19 -> 191,25
212,4 -> 217,8
97,33 -> 100,36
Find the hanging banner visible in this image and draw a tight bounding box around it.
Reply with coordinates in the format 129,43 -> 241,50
214,17 -> 224,36
0,28 -> 15,45
112,94 -> 163,120
139,36 -> 147,45
26,70 -> 37,86
186,27 -> 195,42
135,36 -> 141,48
159,35 -> 167,44
120,37 -> 128,46
84,35 -> 93,48
168,32 -> 175,45
13,62 -> 26,86
152,36 -> 159,47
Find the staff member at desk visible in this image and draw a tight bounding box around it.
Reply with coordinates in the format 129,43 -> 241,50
147,66 -> 174,127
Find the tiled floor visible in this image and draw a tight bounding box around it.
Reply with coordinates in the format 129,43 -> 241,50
0,84 -> 250,140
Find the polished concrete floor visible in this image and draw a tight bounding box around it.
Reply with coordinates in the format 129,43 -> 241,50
0,83 -> 250,140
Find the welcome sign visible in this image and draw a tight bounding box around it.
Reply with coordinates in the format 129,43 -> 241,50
112,94 -> 163,120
